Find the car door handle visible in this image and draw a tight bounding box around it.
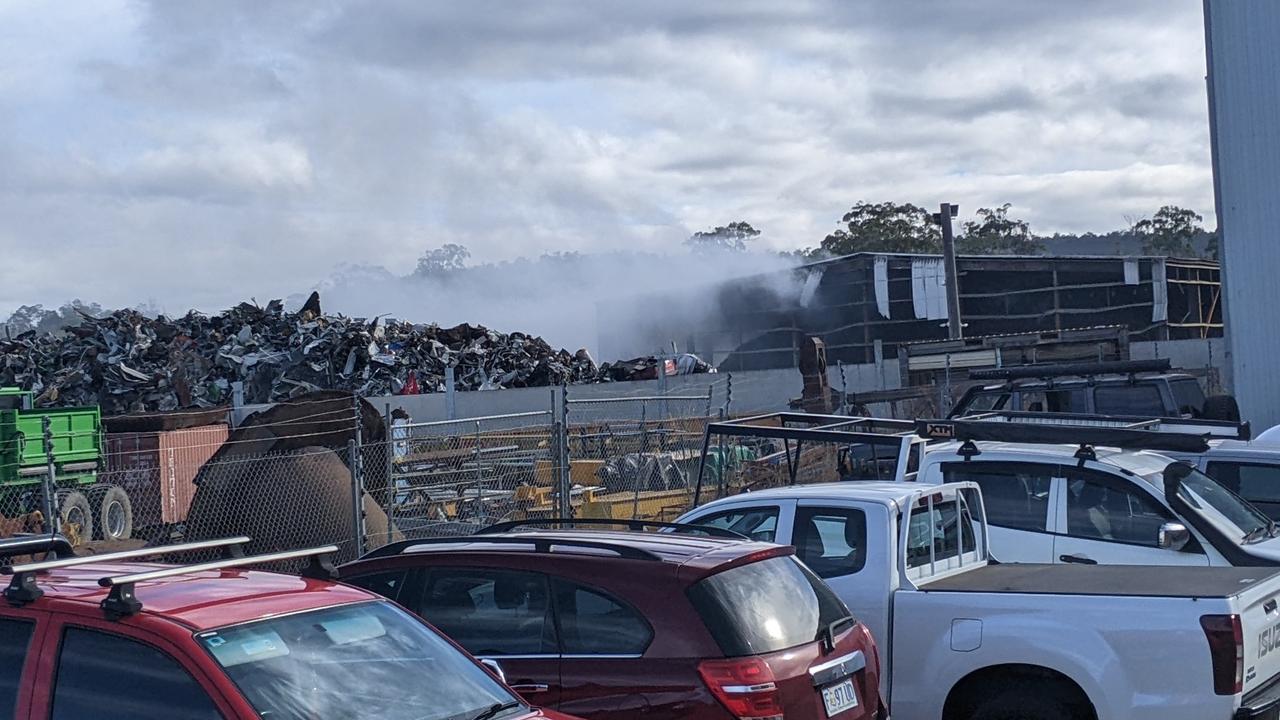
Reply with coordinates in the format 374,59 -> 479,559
1059,554 -> 1097,565
509,683 -> 551,693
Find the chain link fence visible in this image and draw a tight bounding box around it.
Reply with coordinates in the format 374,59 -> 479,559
2,385 -> 729,566
562,387 -> 719,522
375,412 -> 563,545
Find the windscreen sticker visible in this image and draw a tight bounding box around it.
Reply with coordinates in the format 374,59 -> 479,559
200,629 -> 290,667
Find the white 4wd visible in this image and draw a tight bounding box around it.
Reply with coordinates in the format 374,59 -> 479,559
915,418 -> 1280,567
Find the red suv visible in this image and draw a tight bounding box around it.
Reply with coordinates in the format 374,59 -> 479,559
0,534 -> 579,720
339,520 -> 884,720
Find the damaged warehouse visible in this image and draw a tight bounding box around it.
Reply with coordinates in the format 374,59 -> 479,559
599,252 -> 1224,371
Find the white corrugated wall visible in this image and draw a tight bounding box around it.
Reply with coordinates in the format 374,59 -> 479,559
1205,0 -> 1280,429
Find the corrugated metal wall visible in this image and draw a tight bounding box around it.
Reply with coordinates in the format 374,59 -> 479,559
105,425 -> 228,526
1205,0 -> 1280,429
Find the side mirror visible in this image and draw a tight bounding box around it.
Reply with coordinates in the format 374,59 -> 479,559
1159,522 -> 1191,551
479,658 -> 506,684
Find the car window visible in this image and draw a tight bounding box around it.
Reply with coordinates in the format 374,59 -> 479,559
1064,472 -> 1172,546
905,497 -> 976,568
687,556 -> 850,656
52,627 -> 222,720
1024,388 -> 1089,413
1206,462 -> 1280,504
553,581 -> 652,655
1094,384 -> 1166,416
960,391 -> 1009,413
691,507 -> 778,542
0,618 -> 35,717
943,462 -> 1054,532
793,507 -> 867,578
838,443 -> 903,481
415,568 -> 554,656
344,569 -> 410,601
1012,389 -> 1084,413
1171,379 -> 1207,417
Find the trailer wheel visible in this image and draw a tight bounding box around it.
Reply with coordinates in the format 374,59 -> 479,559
55,490 -> 93,545
1202,394 -> 1241,422
88,484 -> 133,541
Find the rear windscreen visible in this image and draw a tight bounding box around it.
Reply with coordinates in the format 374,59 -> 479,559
1094,384 -> 1165,415
688,556 -> 850,656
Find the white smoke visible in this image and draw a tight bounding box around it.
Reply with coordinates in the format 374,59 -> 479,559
293,249 -> 806,360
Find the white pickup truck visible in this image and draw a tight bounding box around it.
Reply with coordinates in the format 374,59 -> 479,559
676,481 -> 1280,720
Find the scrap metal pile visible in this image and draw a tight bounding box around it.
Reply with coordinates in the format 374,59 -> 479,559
0,295 -> 711,413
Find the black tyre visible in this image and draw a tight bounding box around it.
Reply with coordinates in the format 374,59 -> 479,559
970,691 -> 1072,720
55,490 -> 93,545
88,484 -> 133,541
1202,394 -> 1241,422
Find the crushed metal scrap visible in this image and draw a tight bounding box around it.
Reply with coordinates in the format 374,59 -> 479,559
0,295 -> 712,413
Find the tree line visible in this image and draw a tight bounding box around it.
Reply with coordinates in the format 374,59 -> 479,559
684,202 -> 1219,261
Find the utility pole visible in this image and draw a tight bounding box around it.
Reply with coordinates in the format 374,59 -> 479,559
934,203 -> 963,339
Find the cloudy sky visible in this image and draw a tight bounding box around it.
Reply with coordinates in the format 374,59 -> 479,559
0,0 -> 1214,318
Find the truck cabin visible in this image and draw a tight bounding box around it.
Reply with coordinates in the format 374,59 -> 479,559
0,388 -> 34,411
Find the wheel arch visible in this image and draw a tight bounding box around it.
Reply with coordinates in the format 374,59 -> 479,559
942,663 -> 1098,720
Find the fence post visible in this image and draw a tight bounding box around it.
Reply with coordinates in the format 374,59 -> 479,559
41,416 -> 58,535
941,354 -> 953,416
348,439 -> 366,557
838,361 -> 848,415
350,393 -> 366,557
657,353 -> 670,420
557,385 -> 572,518
724,373 -> 733,418
231,381 -> 245,427
445,365 -> 457,420
384,402 -> 395,535
473,419 -> 485,522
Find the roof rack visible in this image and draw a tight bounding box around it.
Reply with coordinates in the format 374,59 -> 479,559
705,412 -> 916,445
694,412 -> 922,501
359,535 -> 662,562
954,410 -> 1250,441
97,545 -> 339,619
0,534 -> 75,562
2,536 -> 250,606
479,518 -> 747,540
967,358 -> 1172,382
916,416 -> 1212,456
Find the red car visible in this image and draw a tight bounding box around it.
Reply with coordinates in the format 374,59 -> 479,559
339,521 -> 885,720
0,534 -> 580,720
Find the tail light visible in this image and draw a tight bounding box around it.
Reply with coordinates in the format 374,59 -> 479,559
698,657 -> 784,720
1201,614 -> 1244,695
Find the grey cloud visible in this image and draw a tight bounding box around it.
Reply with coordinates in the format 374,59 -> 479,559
870,86 -> 1044,122
0,0 -> 1219,332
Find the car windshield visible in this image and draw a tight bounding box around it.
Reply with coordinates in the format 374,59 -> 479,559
197,601 -> 524,720
1157,462 -> 1272,543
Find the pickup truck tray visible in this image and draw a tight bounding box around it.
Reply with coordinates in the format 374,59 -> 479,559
921,563 -> 1280,598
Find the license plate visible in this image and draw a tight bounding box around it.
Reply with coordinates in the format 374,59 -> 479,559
822,678 -> 859,717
